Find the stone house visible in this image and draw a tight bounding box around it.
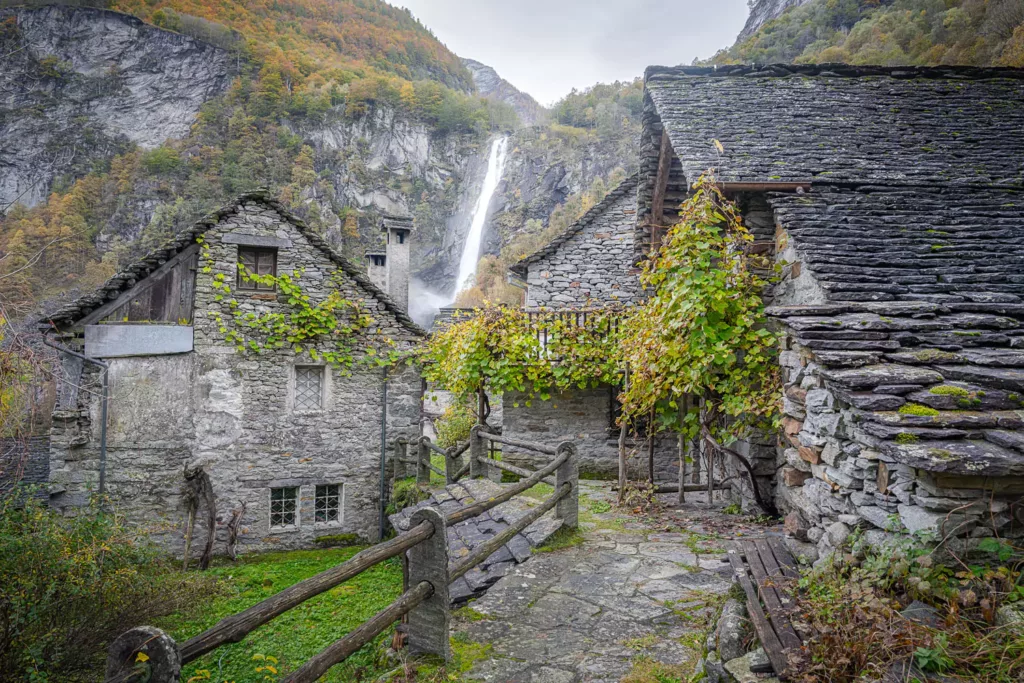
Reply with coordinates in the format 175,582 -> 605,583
41,191 -> 424,556
634,63 -> 1024,555
502,176 -> 681,481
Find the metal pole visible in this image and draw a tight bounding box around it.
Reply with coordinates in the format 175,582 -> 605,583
379,365 -> 388,541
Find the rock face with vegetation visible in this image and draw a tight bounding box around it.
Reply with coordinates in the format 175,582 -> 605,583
0,5 -> 233,209
738,0 -> 813,40
462,58 -> 545,127
718,0 -> 1024,66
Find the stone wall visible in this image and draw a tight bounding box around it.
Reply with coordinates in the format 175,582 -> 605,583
524,190 -> 640,308
502,387 -> 679,481
49,200 -> 423,557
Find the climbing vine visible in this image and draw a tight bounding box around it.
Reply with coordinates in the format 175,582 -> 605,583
618,173 -> 781,508
198,237 -> 400,373
418,306 -> 622,403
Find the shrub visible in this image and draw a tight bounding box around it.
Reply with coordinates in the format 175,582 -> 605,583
434,402 -> 476,448
140,146 -> 181,175
0,494 -> 213,681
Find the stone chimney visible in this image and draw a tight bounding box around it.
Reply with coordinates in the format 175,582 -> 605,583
380,214 -> 414,311
365,251 -> 387,292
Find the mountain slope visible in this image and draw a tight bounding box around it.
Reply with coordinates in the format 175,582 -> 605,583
0,1 -> 501,317
716,0 -> 1024,67
462,58 -> 546,126
112,0 -> 473,90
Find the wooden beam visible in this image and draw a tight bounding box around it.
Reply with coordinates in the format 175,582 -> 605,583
75,244 -> 201,330
649,129 -> 673,252
717,181 -> 811,194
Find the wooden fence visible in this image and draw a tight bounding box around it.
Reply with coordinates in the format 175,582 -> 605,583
103,430 -> 578,683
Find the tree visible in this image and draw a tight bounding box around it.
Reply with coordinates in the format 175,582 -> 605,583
619,173 -> 781,513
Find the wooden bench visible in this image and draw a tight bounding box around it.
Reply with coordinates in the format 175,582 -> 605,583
726,537 -> 805,680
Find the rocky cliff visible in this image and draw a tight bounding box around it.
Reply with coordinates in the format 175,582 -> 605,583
486,124 -> 639,254
462,58 -> 546,127
737,0 -> 813,40
0,5 -> 640,328
0,6 -> 233,209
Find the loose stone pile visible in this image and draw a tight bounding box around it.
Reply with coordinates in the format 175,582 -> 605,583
771,301 -> 1024,561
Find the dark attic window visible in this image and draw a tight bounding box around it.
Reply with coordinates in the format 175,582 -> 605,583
238,247 -> 277,291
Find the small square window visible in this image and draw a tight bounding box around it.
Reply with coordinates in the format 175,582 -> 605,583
238,247 -> 277,290
270,487 -> 298,528
294,366 -> 324,411
315,484 -> 342,525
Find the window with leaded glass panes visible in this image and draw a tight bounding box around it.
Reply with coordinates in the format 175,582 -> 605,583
269,487 -> 298,528
314,484 -> 341,525
237,247 -> 277,290
294,366 -> 323,411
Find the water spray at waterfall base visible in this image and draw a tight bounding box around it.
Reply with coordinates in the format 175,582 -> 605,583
452,136 -> 509,302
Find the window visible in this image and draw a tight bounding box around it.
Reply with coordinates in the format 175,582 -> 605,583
238,247 -> 277,290
294,366 -> 324,411
315,484 -> 342,525
270,487 -> 298,528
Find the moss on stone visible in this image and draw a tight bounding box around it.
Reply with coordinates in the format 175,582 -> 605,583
927,448 -> 956,461
313,533 -> 361,547
929,385 -> 970,398
914,349 -> 959,363
895,432 -> 920,444
899,403 -> 941,417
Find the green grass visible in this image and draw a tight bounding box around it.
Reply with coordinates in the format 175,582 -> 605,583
535,526 -> 586,553
157,548 -> 403,682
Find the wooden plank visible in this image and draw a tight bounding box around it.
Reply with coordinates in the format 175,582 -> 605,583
179,249 -> 198,324
78,244 -> 201,329
741,541 -> 802,652
727,545 -> 791,678
764,537 -> 800,580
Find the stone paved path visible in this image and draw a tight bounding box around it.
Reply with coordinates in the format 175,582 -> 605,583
390,478 -> 564,602
450,481 -> 785,682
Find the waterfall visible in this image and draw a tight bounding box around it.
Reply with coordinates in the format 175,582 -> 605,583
452,135 -> 509,300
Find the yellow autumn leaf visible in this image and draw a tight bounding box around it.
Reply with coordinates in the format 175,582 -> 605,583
712,138 -> 724,153
135,652 -> 150,663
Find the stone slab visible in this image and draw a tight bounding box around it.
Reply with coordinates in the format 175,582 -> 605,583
85,324 -> 193,358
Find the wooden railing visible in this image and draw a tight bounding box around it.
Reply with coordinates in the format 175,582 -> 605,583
103,432 -> 578,683
524,307 -> 623,354
394,436 -> 472,484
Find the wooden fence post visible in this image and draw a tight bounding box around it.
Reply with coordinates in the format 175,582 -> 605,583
554,442 -> 579,529
417,437 -> 430,485
469,425 -> 484,479
444,447 -> 454,485
405,508 -> 451,661
106,626 -> 180,683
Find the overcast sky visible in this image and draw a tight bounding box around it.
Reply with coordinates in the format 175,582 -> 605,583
397,0 -> 750,105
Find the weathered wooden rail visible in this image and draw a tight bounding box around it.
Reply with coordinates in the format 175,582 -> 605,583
104,431 -> 578,683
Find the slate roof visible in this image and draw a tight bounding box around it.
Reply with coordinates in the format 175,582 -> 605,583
644,64 -> 1024,187
769,185 -> 1024,304
41,190 -> 426,336
768,184 -> 1024,476
509,174 -> 638,277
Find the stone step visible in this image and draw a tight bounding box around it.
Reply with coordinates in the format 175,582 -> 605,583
388,478 -> 564,603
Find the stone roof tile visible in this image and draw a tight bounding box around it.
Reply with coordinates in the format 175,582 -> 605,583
41,190 -> 426,336
645,64 -> 1024,187
509,174 -> 638,277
